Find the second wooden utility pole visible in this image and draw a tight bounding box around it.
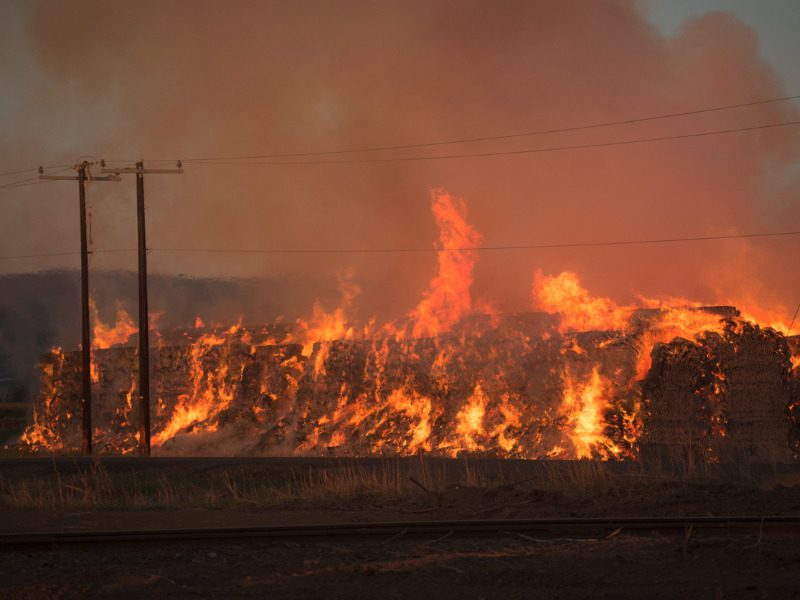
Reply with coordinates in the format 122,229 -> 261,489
39,162 -> 120,455
102,160 -> 182,456
136,162 -> 150,455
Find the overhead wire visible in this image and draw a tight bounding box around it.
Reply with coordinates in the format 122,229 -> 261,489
0,168 -> 44,179
149,230 -> 800,256
0,163 -> 72,179
0,251 -> 80,261
177,120 -> 800,166
0,177 -> 41,190
4,230 -> 799,262
2,101 -> 798,273
0,249 -> 135,261
171,93 -> 800,163
2,96 -> 798,326
0,166 -> 76,192
4,93 -> 799,173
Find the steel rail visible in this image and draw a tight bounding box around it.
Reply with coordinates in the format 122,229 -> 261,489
2,516 -> 798,548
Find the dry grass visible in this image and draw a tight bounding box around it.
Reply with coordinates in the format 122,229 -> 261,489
0,455 -> 785,513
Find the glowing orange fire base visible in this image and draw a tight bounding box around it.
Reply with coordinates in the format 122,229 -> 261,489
20,309 -> 800,461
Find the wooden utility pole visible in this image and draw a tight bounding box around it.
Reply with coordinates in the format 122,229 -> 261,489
39,162 -> 120,455
102,160 -> 182,456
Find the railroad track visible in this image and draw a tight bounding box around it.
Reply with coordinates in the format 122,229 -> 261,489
2,516 -> 798,548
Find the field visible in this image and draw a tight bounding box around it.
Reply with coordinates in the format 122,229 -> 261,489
2,457 -> 800,598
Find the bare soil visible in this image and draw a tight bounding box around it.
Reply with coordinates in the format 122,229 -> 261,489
3,533 -> 800,599
2,457 -> 800,598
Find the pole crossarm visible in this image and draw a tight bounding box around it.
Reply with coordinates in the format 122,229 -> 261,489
101,168 -> 183,175
39,174 -> 121,181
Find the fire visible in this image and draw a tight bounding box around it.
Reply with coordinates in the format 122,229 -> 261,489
90,299 -> 137,350
20,188 -> 800,460
559,367 -> 616,459
19,347 -> 67,451
633,307 -> 728,382
533,271 -> 633,333
152,324 -> 245,446
453,384 -> 488,452
385,387 -> 435,453
409,189 -> 482,337
292,272 -> 361,356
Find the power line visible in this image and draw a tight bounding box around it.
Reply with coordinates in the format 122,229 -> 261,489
0,115 -> 788,190
0,177 -> 41,190
6,94 -> 798,174
1,166 -> 74,190
0,164 -> 72,179
4,116 -> 791,191
176,93 -> 800,163
0,251 -> 80,261
148,230 -> 800,256
181,120 -> 800,166
0,168 -> 44,179
0,249 -> 135,261
0,167 -> 80,192
3,230 -> 798,261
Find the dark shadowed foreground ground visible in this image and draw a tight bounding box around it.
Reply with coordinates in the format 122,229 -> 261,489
3,533 -> 800,599
2,457 -> 800,598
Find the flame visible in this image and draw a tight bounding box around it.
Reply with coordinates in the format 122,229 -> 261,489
633,307 -> 728,382
293,272 -> 360,356
492,397 -> 522,453
533,271 -> 729,389
383,387 -> 435,453
533,270 -> 633,333
409,189 -> 482,337
22,188 -> 800,460
453,384 -> 488,453
559,366 -> 616,459
90,358 -> 100,384
152,325 -> 246,447
19,347 -> 67,451
91,299 -> 137,349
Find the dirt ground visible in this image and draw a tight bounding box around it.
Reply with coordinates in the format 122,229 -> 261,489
2,458 -> 800,598
3,532 -> 800,599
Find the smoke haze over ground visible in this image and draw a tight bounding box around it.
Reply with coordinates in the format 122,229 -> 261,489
1,0 -> 799,357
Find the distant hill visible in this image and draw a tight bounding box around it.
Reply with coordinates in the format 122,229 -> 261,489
0,270 -> 339,402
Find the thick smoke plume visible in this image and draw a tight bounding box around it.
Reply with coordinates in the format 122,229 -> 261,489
1,0 -> 799,343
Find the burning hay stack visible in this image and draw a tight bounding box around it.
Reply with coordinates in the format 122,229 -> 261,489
17,191 -> 800,460
21,308 -> 800,461
641,322 -> 796,464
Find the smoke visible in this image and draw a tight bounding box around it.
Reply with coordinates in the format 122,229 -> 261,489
0,270 -> 341,396
1,0 -> 799,332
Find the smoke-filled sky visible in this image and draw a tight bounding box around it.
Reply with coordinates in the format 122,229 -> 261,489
1,0 -> 799,324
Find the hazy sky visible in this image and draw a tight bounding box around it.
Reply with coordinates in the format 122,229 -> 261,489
645,0 -> 800,92
1,1 -> 799,325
